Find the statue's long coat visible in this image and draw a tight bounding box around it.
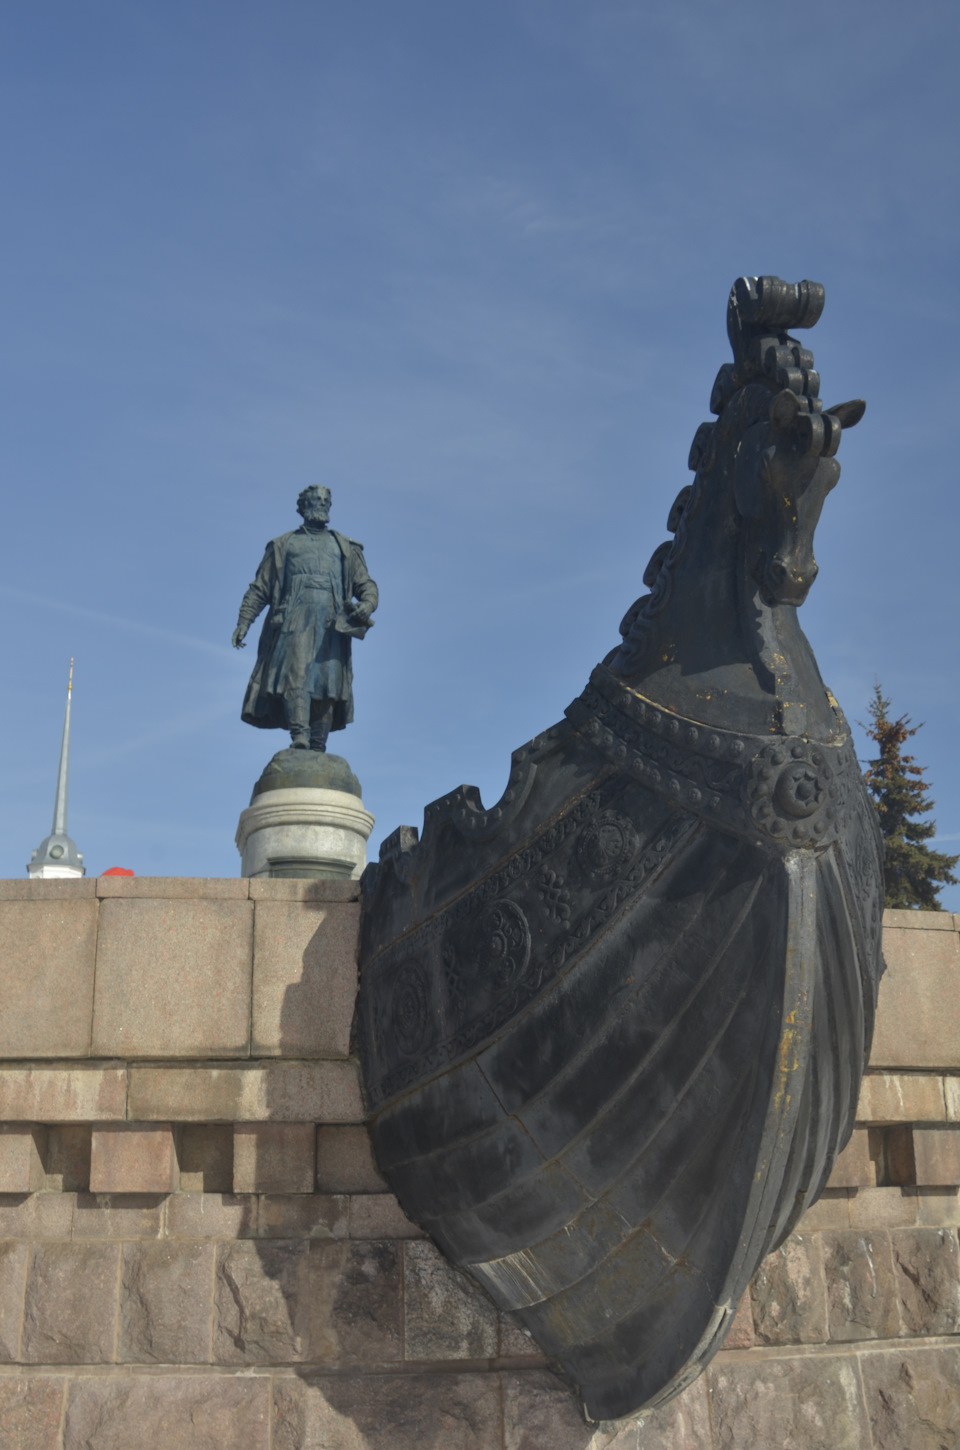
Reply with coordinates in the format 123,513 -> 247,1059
238,527 -> 378,733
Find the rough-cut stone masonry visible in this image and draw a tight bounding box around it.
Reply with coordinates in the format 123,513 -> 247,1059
0,879 -> 958,1448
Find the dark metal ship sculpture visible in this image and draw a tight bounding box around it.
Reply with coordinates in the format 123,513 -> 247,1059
355,277 -> 885,1421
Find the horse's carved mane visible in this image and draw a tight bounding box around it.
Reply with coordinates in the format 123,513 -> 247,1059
607,276 -> 864,741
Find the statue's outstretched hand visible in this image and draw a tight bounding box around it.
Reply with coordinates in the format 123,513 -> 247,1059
232,625 -> 248,649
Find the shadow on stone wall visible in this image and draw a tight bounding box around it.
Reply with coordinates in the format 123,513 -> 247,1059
233,902 -> 443,1444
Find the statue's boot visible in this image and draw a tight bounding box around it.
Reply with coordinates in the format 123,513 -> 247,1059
310,703 -> 334,753
285,694 -> 312,750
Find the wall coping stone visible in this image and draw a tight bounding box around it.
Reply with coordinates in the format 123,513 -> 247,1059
0,880 -> 947,908
0,877 -> 362,901
882,907 -> 957,930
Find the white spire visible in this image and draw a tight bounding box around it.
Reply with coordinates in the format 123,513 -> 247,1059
52,657 -> 74,837
27,660 -> 85,879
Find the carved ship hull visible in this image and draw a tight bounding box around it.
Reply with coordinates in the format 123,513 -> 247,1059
356,665 -> 884,1420
355,277 -> 885,1420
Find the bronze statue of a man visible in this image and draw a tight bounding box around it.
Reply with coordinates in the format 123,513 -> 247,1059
232,486 -> 378,752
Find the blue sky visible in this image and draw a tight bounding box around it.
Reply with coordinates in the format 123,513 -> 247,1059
2,0 -> 958,907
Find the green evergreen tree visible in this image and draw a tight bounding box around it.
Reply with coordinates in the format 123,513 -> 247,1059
862,683 -> 959,909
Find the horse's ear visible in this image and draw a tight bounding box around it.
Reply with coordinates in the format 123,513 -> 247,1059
770,390 -> 801,430
825,399 -> 866,428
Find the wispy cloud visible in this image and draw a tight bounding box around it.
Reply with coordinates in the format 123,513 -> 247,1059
78,697 -> 237,769
0,694 -> 237,797
0,586 -> 234,659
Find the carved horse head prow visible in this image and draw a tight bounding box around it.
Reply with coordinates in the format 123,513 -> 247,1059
730,384 -> 865,608
607,276 -> 865,739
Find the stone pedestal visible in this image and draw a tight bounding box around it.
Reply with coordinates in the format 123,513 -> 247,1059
235,749 -> 374,880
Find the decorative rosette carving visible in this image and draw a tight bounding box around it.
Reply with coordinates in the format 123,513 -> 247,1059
477,900 -> 531,987
577,809 -> 640,881
389,961 -> 433,1057
743,741 -> 838,846
441,897 -> 533,1019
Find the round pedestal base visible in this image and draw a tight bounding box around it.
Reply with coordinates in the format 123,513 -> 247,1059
236,786 -> 374,880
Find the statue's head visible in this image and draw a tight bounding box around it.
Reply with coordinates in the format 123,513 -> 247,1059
297,485 -> 332,526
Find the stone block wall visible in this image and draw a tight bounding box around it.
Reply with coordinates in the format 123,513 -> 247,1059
0,881 -> 958,1448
